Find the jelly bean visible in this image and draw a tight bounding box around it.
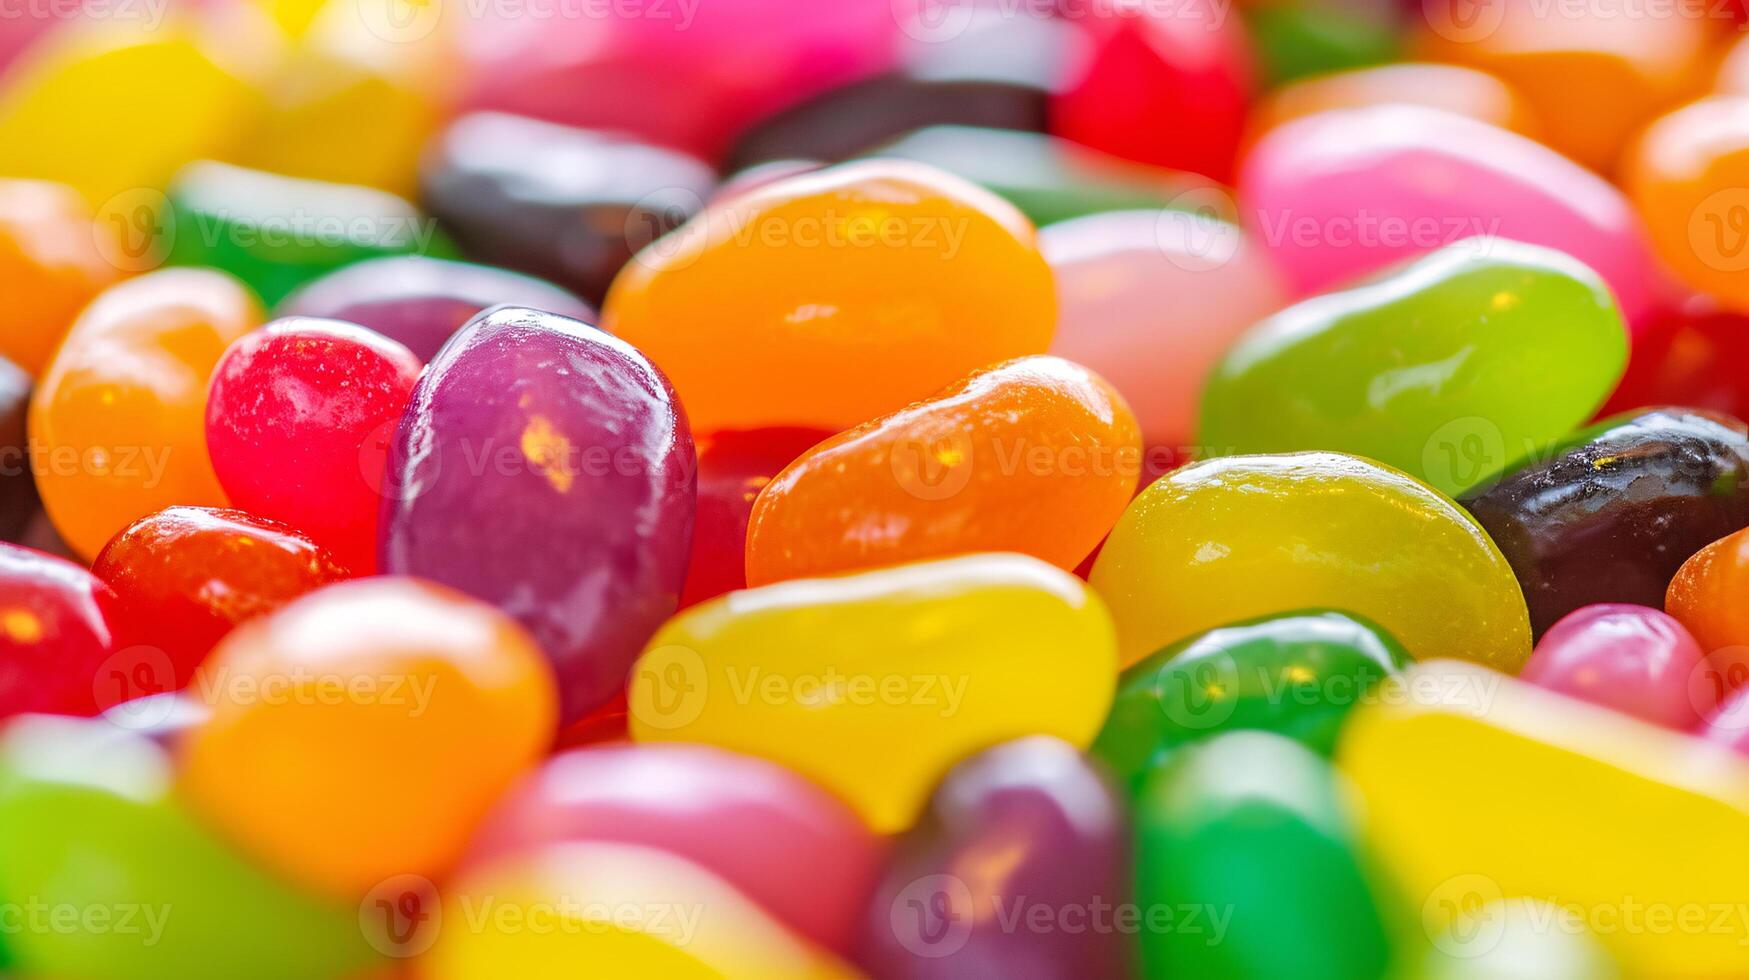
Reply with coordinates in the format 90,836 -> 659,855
0,355 -> 36,542
1463,409 -> 1749,636
1134,731 -> 1393,980
1245,63 -> 1540,148
1244,0 -> 1400,85
0,179 -> 122,375
457,0 -> 900,161
1201,239 -> 1628,498
166,161 -> 453,306
1094,610 -> 1411,792
1340,660 -> 1749,976
605,160 -> 1055,433
1668,525 -> 1749,678
0,542 -> 119,720
746,356 -> 1139,585
380,306 -> 694,725
421,112 -> 716,307
92,506 -> 347,694
1043,208 -> 1286,456
727,9 -> 1070,170
1522,604 -> 1715,729
0,716 -> 376,978
1091,452 -> 1531,670
1417,0 -> 1711,174
857,736 -> 1129,978
1415,898 -> 1621,980
628,553 -> 1118,832
1049,0 -> 1254,181
0,6 -> 66,73
277,255 -> 593,363
870,125 -> 1227,229
421,842 -> 857,979
1625,97 -> 1749,314
1604,297 -> 1749,421
0,16 -> 265,204
470,743 -> 884,953
30,267 -> 262,559
684,427 -> 831,608
206,318 -> 422,573
180,577 -> 557,896
1241,105 -> 1660,327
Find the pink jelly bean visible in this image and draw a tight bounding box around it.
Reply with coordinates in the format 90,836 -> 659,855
1044,208 -> 1286,460
466,743 -> 885,954
457,0 -> 906,161
1240,105 -> 1662,331
1521,604 -> 1715,730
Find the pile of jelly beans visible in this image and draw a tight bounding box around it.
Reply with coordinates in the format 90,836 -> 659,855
10,0 -> 1749,976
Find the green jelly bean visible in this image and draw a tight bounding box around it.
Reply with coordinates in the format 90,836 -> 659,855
1094,609 -> 1410,793
1199,239 -> 1627,497
864,126 -> 1226,228
1245,4 -> 1399,85
1134,730 -> 1394,980
165,160 -> 455,305
0,716 -> 379,979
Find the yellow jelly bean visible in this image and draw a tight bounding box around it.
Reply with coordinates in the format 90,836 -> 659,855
419,842 -> 858,979
0,16 -> 269,205
30,268 -> 262,559
628,553 -> 1117,832
1341,661 -> 1749,978
1089,452 -> 1531,670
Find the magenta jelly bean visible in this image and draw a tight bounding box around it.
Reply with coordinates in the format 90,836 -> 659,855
379,306 -> 694,725
1522,604 -> 1716,730
1241,105 -> 1662,330
468,743 -> 884,954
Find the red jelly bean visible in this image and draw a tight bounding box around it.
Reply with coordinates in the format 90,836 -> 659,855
682,427 -> 829,609
1604,297 -> 1749,423
206,318 -> 422,574
92,506 -> 347,694
0,541 -> 119,719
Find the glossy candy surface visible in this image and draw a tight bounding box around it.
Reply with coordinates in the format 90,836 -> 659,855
1091,452 -> 1532,670
277,255 -> 593,363
1463,409 -> 1749,636
1200,239 -> 1628,497
470,743 -> 884,954
1341,661 -> 1749,976
0,716 -> 376,978
857,736 -> 1130,978
1668,525 -> 1749,680
1522,604 -> 1716,730
628,553 -> 1118,832
380,306 -> 695,725
0,179 -> 122,375
206,318 -> 423,573
745,356 -> 1140,585
421,113 -> 716,307
684,427 -> 830,608
1094,610 -> 1411,793
164,160 -> 449,305
1246,62 -> 1540,145
1605,298 -> 1749,421
1242,105 -> 1660,327
92,506 -> 347,694
0,543 -> 119,720
1134,731 -> 1392,980
1044,209 -> 1286,457
604,160 -> 1056,433
30,268 -> 262,559
1626,97 -> 1749,314
180,577 -> 558,897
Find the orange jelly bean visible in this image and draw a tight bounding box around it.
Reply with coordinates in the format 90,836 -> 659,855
603,160 -> 1057,433
745,356 -> 1139,586
1245,63 -> 1541,151
30,268 -> 262,559
1668,526 -> 1749,679
0,179 -> 123,376
1626,96 -> 1749,312
1417,0 -> 1712,173
180,577 -> 557,898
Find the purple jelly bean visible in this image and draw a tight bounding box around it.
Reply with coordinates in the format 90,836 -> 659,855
380,306 -> 694,724
277,256 -> 594,363
858,736 -> 1130,979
